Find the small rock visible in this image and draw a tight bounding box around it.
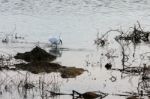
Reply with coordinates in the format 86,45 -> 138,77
127,96 -> 139,99
105,63 -> 112,70
82,92 -> 99,99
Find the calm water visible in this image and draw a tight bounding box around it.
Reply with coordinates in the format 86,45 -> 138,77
0,0 -> 150,99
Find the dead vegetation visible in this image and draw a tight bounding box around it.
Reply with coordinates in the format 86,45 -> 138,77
94,22 -> 150,98
95,22 -> 150,70
0,70 -> 108,99
95,21 -> 150,47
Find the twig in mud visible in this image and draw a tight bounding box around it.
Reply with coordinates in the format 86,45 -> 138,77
111,66 -> 143,75
94,29 -> 123,47
47,90 -> 72,96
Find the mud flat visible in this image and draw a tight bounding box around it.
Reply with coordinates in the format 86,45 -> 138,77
14,46 -> 85,78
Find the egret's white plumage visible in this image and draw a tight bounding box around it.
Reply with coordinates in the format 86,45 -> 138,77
48,35 -> 62,48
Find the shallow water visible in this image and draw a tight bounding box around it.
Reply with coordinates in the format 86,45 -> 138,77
0,0 -> 150,99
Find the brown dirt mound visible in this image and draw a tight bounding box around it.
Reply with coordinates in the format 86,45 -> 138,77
14,46 -> 56,62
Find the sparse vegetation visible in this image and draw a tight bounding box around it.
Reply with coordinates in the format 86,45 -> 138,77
0,22 -> 150,99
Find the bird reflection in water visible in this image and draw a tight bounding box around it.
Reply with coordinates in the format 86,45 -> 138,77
49,47 -> 62,57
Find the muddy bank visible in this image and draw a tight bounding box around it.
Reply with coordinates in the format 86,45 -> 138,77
15,62 -> 85,78
14,46 -> 57,62
14,46 -> 85,78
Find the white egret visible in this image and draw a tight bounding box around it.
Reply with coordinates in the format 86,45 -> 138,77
48,34 -> 62,48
